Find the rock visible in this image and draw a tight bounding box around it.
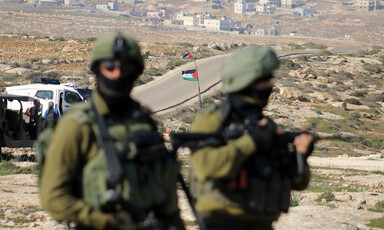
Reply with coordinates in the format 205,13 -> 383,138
288,70 -> 301,78
280,87 -> 303,100
317,76 -> 329,83
0,64 -> 13,71
5,67 -> 32,75
307,73 -> 317,79
41,59 -> 51,64
73,57 -> 85,63
341,223 -> 360,230
309,92 -> 328,102
62,46 -> 75,52
192,46 -> 200,52
142,49 -> 150,58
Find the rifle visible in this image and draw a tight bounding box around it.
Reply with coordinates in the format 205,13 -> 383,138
171,131 -> 347,176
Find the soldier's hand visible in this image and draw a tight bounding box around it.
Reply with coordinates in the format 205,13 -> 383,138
293,133 -> 315,156
106,211 -> 137,230
248,118 -> 281,153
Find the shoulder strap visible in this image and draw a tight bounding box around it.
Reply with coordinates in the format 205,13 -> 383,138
216,99 -> 232,132
90,100 -> 123,189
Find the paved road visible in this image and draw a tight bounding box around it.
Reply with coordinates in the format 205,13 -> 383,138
131,47 -> 364,113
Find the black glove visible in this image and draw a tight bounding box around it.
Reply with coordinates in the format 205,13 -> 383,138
106,211 -> 137,230
246,118 -> 277,154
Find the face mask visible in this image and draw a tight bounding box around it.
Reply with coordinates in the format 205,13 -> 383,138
237,86 -> 273,107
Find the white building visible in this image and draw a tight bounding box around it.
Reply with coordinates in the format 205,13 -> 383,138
281,0 -> 301,8
256,3 -> 276,14
255,23 -> 281,36
183,15 -> 200,26
64,0 -> 85,5
96,4 -> 108,10
203,16 -> 237,31
108,1 -> 118,11
234,1 -> 246,14
259,0 -> 281,7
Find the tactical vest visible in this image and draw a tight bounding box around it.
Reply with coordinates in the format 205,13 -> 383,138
191,100 -> 308,215
72,102 -> 180,215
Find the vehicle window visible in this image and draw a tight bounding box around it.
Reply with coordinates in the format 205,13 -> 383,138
64,91 -> 82,104
35,90 -> 53,99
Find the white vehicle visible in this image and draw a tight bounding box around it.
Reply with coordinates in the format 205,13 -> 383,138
5,83 -> 84,117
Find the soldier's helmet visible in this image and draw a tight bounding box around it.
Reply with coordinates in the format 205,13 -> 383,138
90,32 -> 144,81
221,47 -> 279,93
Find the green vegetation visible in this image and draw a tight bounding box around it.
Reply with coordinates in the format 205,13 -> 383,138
144,67 -> 166,76
0,162 -> 39,176
367,216 -> 384,228
166,59 -> 187,70
369,201 -> 384,213
290,193 -> 299,207
316,191 -> 335,202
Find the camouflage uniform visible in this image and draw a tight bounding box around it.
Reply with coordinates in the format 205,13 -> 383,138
190,47 -> 312,230
40,32 -> 185,230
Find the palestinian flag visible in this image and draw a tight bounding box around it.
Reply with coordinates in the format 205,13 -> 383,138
183,52 -> 194,59
182,69 -> 198,81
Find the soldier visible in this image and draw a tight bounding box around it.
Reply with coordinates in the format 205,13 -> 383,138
40,32 -> 185,230
189,47 -> 315,230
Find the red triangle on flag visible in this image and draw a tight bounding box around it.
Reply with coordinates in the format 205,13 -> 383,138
192,70 -> 198,80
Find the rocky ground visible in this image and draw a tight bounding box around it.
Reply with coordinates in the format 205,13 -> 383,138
0,0 -> 384,227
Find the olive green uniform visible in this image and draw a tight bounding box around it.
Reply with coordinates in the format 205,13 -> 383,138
40,91 -> 183,230
190,98 -> 310,230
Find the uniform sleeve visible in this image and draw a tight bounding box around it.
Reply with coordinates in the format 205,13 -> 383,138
190,110 -> 256,182
40,114 -> 109,230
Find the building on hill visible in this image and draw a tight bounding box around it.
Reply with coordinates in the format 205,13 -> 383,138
355,0 -> 381,10
38,0 -> 61,6
204,4 -> 223,9
234,1 -> 246,14
295,6 -> 315,16
259,0 -> 281,7
256,3 -> 276,14
108,1 -> 118,11
255,22 -> 281,36
203,16 -> 241,31
96,1 -> 118,11
281,0 -> 301,8
147,9 -> 170,19
64,0 -> 84,6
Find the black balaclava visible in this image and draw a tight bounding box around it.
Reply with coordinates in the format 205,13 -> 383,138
236,75 -> 274,108
95,37 -> 141,114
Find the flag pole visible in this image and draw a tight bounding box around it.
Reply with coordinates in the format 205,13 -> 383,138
193,57 -> 202,112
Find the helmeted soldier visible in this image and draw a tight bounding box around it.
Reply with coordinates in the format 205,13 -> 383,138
189,47 -> 315,230
40,32 -> 185,230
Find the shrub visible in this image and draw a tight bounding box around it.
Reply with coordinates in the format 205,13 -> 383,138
135,75 -> 154,86
369,201 -> 384,212
20,63 -> 32,69
363,63 -> 382,73
319,49 -> 332,56
345,135 -> 372,147
177,43 -> 194,48
44,71 -> 62,79
166,59 -> 186,70
345,98 -> 362,105
304,42 -> 327,50
144,67 -> 166,76
350,91 -> 367,97
290,193 -> 299,207
348,112 -> 360,119
316,191 -> 335,202
24,71 -> 43,80
279,59 -> 301,70
317,84 -> 328,89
